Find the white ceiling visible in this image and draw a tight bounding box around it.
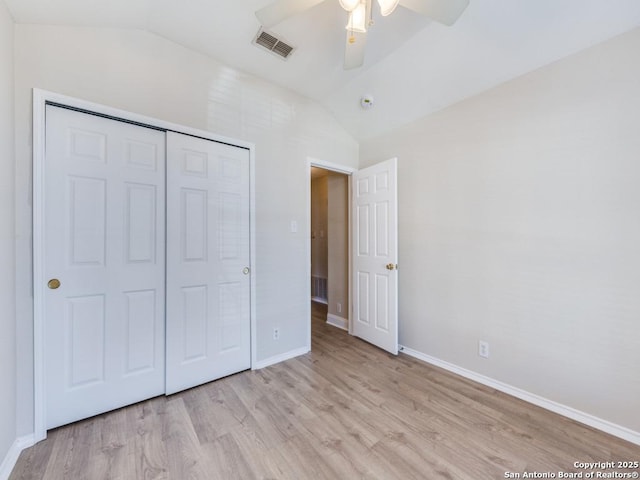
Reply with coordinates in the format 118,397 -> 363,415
6,0 -> 640,140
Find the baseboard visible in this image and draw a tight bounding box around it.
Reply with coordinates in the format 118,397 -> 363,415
311,297 -> 327,305
0,434 -> 36,480
253,346 -> 310,370
399,345 -> 640,446
326,313 -> 348,331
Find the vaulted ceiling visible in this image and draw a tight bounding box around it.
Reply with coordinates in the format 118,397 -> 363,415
5,0 -> 640,140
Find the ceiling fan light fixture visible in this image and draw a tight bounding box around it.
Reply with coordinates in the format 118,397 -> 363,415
339,0 -> 360,12
345,2 -> 367,33
377,0 -> 399,16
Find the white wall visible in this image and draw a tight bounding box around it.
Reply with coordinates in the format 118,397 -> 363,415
0,0 -> 16,468
14,25 -> 358,436
361,28 -> 640,433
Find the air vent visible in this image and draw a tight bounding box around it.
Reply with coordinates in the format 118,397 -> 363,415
253,28 -> 295,60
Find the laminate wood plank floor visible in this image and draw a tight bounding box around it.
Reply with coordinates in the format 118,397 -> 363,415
11,302 -> 640,479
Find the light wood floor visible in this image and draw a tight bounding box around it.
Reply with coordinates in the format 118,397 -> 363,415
11,303 -> 640,479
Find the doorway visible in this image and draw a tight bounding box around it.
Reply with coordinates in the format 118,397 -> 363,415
309,164 -> 351,337
306,156 -> 399,356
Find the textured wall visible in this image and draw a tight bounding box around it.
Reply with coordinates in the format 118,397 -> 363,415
0,0 -> 16,469
361,28 -> 640,433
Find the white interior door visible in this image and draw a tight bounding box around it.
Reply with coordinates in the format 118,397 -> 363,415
165,132 -> 251,395
44,105 -> 166,429
352,158 -> 398,354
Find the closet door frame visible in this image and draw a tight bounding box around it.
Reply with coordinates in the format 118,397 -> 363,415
32,89 -> 257,443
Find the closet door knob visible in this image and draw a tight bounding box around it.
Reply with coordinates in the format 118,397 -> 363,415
48,278 -> 61,289
242,267 -> 250,275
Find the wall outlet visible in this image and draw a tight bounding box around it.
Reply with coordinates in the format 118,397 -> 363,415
478,340 -> 490,358
337,303 -> 342,313
273,328 -> 280,340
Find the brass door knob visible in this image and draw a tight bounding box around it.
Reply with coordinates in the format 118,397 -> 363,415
48,278 -> 61,289
385,263 -> 397,271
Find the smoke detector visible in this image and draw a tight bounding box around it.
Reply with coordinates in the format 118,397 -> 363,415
360,95 -> 374,110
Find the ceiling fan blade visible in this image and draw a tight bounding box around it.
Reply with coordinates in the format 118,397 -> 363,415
256,0 -> 327,28
398,0 -> 469,26
344,30 -> 367,70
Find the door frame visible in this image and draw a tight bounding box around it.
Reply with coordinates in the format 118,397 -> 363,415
306,158 -> 357,348
32,89 -> 257,442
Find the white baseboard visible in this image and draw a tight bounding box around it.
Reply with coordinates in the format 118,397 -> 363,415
0,434 -> 36,480
326,314 -> 348,331
311,297 -> 327,305
399,345 -> 640,446
253,346 -> 310,370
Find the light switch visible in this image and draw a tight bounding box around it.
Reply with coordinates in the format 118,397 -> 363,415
290,220 -> 298,233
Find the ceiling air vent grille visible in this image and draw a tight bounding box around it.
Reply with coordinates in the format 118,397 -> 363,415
253,28 -> 295,60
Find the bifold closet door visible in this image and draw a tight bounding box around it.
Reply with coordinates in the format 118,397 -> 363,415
44,105 -> 166,429
165,131 -> 251,395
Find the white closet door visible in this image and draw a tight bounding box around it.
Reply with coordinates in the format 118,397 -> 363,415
44,105 -> 166,429
166,132 -> 251,395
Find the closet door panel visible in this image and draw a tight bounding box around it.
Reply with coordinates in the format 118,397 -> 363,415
166,132 -> 251,395
44,106 -> 166,429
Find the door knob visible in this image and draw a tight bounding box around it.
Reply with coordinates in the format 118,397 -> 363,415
385,263 -> 397,271
48,278 -> 61,289
242,267 -> 250,275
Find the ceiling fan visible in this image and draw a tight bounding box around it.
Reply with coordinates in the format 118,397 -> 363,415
255,0 -> 470,69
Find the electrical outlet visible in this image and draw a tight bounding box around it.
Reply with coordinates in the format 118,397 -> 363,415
337,303 -> 342,313
273,328 -> 280,340
478,340 -> 489,358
